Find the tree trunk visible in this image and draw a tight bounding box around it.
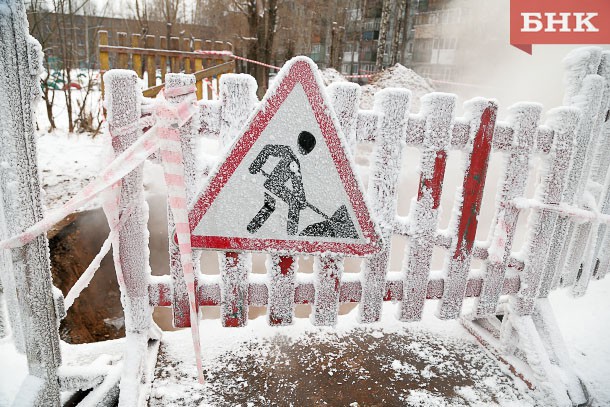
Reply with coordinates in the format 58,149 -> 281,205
375,0 -> 391,71
390,0 -> 407,66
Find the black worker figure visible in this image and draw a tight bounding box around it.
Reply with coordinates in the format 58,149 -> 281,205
247,131 -> 317,235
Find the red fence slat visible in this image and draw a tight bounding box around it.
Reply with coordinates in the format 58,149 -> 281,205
400,93 -> 456,321
438,100 -> 497,319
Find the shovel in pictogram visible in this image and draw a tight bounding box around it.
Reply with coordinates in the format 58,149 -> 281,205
300,203 -> 359,239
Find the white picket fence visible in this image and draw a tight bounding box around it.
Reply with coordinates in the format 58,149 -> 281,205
1,2 -> 609,405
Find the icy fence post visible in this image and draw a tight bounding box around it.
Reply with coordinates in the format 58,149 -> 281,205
165,73 -> 199,328
543,51 -> 606,292
328,82 -> 360,156
0,2 -> 62,405
0,278 -> 5,338
400,93 -> 456,321
267,255 -> 297,325
310,83 -> 361,327
0,210 -> 24,348
591,52 -> 610,281
437,99 -> 497,320
515,107 -> 580,313
561,71 -> 609,292
218,74 -> 257,327
104,70 -> 153,406
359,89 -> 411,323
475,103 -> 541,317
574,51 -> 610,293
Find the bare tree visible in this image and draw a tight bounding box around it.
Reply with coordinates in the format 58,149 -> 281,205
390,0 -> 407,66
375,0 -> 391,71
28,0 -> 105,133
233,0 -> 280,98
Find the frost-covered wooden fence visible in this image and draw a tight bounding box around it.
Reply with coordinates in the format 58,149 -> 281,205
1,1 -> 609,405
98,30 -> 235,100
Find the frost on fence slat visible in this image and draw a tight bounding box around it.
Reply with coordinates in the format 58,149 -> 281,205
309,83 -> 361,327
0,3 -> 61,405
550,48 -> 605,289
312,255 -> 344,326
328,82 -> 360,154
267,255 -> 296,325
583,51 -> 610,286
400,92 -> 455,322
553,74 -> 605,289
570,66 -> 610,296
564,72 -> 609,287
218,74 -> 257,327
165,74 -> 199,328
105,70 -> 153,405
516,107 -> 580,313
437,99 -> 497,320
198,100 -> 221,138
220,252 -> 250,327
359,89 -> 410,323
355,110 -> 380,143
475,102 -> 541,317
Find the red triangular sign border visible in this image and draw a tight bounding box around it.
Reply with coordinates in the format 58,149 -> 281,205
187,57 -> 382,256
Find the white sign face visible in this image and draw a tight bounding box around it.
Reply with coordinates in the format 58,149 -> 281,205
187,57 -> 382,256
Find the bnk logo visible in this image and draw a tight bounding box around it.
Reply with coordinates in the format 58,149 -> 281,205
510,0 -> 610,54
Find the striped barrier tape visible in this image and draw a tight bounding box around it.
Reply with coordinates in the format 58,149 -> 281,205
0,86 -> 205,383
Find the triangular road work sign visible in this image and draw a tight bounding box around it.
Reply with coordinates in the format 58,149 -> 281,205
187,57 -> 382,256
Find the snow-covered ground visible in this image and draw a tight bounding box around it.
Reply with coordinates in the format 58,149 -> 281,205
2,276 -> 609,405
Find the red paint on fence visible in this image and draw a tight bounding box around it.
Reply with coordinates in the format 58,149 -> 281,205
222,251 -> 248,328
417,150 -> 447,209
453,106 -> 496,260
278,256 -> 294,275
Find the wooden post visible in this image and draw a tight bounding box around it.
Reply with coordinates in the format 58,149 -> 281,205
0,208 -> 24,349
99,30 -> 109,95
310,82 -> 361,327
437,99 -> 497,319
516,107 -> 579,314
194,39 -> 203,99
170,36 -> 180,73
117,32 -> 128,68
0,3 -> 61,405
359,89 -> 410,323
312,255 -> 344,326
400,93 -> 455,321
104,70 -> 153,405
218,74 -> 258,327
131,34 -> 142,77
545,76 -> 605,292
204,40 -> 213,68
145,35 -> 156,88
475,103 -> 541,317
160,36 -> 167,82
268,255 -> 297,325
183,38 -> 192,73
164,73 -> 199,328
0,279 -> 5,339
214,41 -> 224,94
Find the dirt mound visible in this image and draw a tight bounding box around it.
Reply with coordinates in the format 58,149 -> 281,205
320,68 -> 349,86
360,64 -> 434,110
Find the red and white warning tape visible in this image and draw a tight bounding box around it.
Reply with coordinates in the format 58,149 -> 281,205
157,85 -> 205,383
0,87 -> 205,383
195,50 -> 281,70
